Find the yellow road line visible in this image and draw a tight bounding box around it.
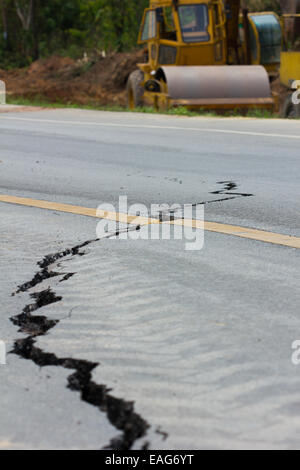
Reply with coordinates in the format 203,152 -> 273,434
0,194 -> 156,226
171,218 -> 300,249
0,194 -> 299,249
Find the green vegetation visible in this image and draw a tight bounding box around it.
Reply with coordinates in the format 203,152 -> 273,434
246,0 -> 281,13
0,0 -> 148,67
6,95 -> 211,115
7,95 -> 286,119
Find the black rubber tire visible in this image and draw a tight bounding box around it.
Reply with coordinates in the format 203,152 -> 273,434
282,93 -> 300,119
126,70 -> 144,109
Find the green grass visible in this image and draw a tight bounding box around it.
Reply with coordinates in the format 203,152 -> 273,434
7,95 -> 282,119
6,95 -> 216,116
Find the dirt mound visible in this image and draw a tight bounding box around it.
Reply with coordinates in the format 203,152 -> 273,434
27,56 -> 75,77
1,50 -> 145,106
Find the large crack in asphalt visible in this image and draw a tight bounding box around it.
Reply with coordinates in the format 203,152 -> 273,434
10,228 -> 150,450
9,182 -> 252,448
192,180 -> 253,207
154,181 -> 253,220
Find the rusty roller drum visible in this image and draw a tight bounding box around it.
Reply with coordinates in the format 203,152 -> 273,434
156,65 -> 274,109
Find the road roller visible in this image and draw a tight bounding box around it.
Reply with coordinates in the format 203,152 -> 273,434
127,0 -> 282,111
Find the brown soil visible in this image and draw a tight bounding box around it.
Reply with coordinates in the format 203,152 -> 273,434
271,77 -> 289,114
0,49 -> 145,106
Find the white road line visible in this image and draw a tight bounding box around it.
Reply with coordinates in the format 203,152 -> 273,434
0,115 -> 299,140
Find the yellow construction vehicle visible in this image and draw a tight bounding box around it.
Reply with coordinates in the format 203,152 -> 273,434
280,51 -> 300,118
127,0 -> 283,112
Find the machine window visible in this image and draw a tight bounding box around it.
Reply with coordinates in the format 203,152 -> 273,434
160,6 -> 177,41
141,10 -> 157,41
250,14 -> 282,65
163,6 -> 175,32
178,4 -> 210,43
159,45 -> 177,64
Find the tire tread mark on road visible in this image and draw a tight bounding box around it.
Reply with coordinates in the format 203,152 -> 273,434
10,229 -> 150,450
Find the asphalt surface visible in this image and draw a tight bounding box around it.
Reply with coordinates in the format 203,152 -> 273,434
0,108 -> 300,449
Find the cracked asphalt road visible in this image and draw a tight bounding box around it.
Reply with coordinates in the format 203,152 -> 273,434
0,109 -> 300,449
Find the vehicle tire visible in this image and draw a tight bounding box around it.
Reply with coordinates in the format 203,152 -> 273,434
126,70 -> 144,109
282,93 -> 300,119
